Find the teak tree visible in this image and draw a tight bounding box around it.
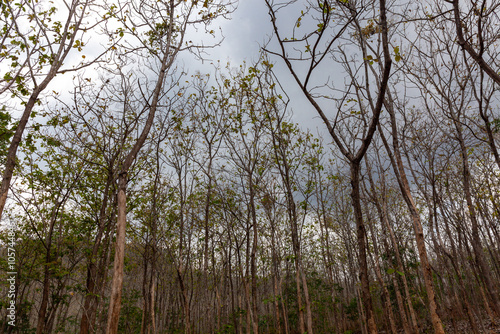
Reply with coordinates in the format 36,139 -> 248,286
449,0 -> 500,85
101,0 -> 234,332
264,0 -> 392,332
0,0 -> 110,220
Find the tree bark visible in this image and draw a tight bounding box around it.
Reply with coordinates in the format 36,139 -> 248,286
453,118 -> 500,317
350,162 -> 378,334
365,207 -> 398,334
379,98 -> 445,334
105,173 -> 127,333
451,0 -> 500,86
80,171 -> 114,334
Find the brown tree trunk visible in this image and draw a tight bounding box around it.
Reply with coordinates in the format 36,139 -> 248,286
365,158 -> 415,334
106,173 -> 128,333
453,120 -> 500,316
350,162 -> 377,334
0,16 -> 80,220
36,264 -> 52,334
357,285 -> 369,334
365,207 -> 398,334
379,101 -> 445,334
268,111 -> 313,334
249,176 -> 259,334
177,266 -> 191,334
105,24 -> 171,330
36,193 -> 72,334
80,172 -> 114,334
295,268 -> 306,334
279,274 -> 290,334
300,270 -> 314,334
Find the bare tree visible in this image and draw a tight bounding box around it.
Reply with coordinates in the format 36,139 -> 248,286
449,0 -> 500,85
264,0 -> 392,332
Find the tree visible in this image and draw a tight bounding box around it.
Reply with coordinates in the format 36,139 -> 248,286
449,0 -> 500,85
6,129 -> 93,333
99,1 -> 234,332
0,0 -> 109,219
401,9 -> 500,318
222,66 -> 272,334
264,0 -> 392,332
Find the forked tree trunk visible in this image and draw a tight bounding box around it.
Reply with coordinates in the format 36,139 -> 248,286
105,24 -> 171,330
265,0 -> 392,331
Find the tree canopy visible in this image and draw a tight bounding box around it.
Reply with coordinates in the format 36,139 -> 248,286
1,0 -> 500,333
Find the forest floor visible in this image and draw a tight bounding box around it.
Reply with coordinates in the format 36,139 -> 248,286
441,314 -> 500,334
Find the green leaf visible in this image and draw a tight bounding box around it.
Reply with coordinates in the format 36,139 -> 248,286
394,46 -> 401,62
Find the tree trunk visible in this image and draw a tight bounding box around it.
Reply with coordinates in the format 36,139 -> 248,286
454,121 -> 500,316
350,162 -> 377,334
365,159 -> 415,334
365,208 -> 398,334
80,172 -> 114,334
380,96 -> 445,334
249,176 -> 259,334
36,199 -> 67,334
105,172 -> 128,333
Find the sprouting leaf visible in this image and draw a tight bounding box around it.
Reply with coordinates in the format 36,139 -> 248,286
394,46 -> 401,62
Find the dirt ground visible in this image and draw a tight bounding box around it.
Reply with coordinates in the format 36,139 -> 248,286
441,315 -> 500,334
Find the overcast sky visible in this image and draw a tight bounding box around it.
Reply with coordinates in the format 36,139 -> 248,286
38,0 -> 357,144
180,0 -> 331,136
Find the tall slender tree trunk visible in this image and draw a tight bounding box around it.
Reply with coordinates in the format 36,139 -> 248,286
365,208 -> 398,334
177,266 -> 191,334
0,92 -> 39,219
104,2 -> 173,326
453,120 -> 500,316
0,60 -> 63,220
248,175 -> 259,334
295,268 -> 306,334
300,269 -> 314,334
269,116 -> 313,334
106,173 -> 128,333
36,259 -> 52,334
365,159 -> 414,334
80,172 -> 114,334
350,162 -> 377,334
379,100 -> 445,334
438,204 -> 480,334
279,274 -> 290,334
36,194 -> 72,334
